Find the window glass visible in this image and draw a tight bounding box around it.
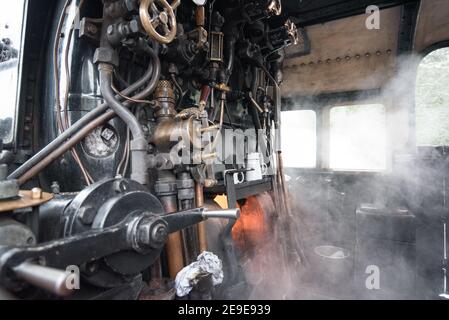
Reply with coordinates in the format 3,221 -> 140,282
0,0 -> 26,144
416,47 -> 449,146
330,104 -> 386,171
281,110 -> 316,168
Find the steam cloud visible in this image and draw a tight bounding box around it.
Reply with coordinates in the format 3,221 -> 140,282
237,52 -> 449,300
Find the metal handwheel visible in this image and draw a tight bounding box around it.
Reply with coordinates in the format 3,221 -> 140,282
139,0 -> 181,44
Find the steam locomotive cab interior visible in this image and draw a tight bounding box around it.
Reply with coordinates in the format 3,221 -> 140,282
0,0 -> 448,300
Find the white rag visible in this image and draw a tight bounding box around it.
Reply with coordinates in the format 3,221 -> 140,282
174,251 -> 224,297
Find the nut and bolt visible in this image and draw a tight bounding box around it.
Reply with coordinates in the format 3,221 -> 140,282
87,24 -> 98,35
138,219 -> 168,248
113,179 -> 129,193
151,223 -> 169,244
51,181 -> 61,194
129,20 -> 139,33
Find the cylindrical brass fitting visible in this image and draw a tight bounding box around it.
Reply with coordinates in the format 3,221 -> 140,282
154,80 -> 177,120
151,116 -> 203,152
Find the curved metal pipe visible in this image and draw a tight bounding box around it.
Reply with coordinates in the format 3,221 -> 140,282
134,40 -> 161,99
98,63 -> 145,140
97,46 -> 162,185
10,45 -> 161,182
9,68 -> 153,180
18,110 -> 115,185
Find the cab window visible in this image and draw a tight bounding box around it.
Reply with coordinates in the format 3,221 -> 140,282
329,104 -> 387,171
415,47 -> 449,147
281,110 -> 317,168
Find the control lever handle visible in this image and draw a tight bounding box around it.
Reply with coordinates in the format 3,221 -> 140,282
201,208 -> 240,220
13,262 -> 74,297
164,207 -> 240,234
1,208 -> 239,296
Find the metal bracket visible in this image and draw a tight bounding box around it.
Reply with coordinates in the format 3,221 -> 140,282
217,170 -> 245,296
79,18 -> 103,43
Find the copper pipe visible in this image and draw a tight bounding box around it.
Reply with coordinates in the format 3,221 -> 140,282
54,0 -> 93,186
160,195 -> 185,279
277,152 -> 293,218
199,85 -> 211,111
200,124 -> 220,133
18,110 -> 115,185
248,92 -> 265,114
10,43 -> 160,183
53,0 -> 71,135
111,84 -> 152,105
195,183 -> 207,252
276,150 -> 308,267
195,6 -> 205,27
14,45 -> 161,185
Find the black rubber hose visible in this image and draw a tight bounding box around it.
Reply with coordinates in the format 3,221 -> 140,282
8,49 -> 156,180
